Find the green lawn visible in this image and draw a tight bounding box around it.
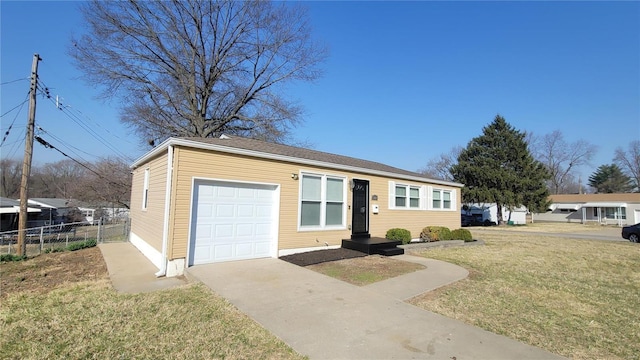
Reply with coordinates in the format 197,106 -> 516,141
409,234 -> 640,360
0,281 -> 305,360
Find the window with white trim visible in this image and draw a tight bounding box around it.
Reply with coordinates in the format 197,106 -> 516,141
142,168 -> 150,210
432,189 -> 452,209
394,184 -> 421,209
300,173 -> 346,229
603,207 -> 626,219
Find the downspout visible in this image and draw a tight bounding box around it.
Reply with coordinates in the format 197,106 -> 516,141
155,145 -> 174,277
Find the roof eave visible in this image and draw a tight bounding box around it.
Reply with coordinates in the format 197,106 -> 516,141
131,138 -> 464,188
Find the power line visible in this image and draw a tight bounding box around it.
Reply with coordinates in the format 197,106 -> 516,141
0,77 -> 28,86
1,95 -> 29,146
0,95 -> 29,118
35,79 -> 133,160
34,135 -> 128,188
36,125 -> 99,161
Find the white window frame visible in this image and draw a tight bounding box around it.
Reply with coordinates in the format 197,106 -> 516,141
388,181 -> 428,210
142,168 -> 150,210
298,172 -> 347,231
390,183 -> 423,210
431,188 -> 455,211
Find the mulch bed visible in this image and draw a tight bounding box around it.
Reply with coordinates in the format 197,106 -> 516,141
280,248 -> 367,267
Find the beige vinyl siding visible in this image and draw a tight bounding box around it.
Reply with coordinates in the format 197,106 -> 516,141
165,146 -> 461,260
167,147 -> 354,259
358,175 -> 461,239
129,152 -> 168,252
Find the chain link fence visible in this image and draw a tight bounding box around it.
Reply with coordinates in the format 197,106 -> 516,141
0,217 -> 129,257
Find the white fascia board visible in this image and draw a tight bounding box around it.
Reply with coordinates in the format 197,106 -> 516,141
131,138 -> 464,188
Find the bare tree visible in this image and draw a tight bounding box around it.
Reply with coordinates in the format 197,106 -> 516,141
531,130 -> 596,194
75,157 -> 132,209
614,140 -> 640,191
0,158 -> 22,198
30,159 -> 88,198
70,0 -> 327,144
419,146 -> 462,181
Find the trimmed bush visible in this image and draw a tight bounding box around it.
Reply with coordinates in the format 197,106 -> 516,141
385,228 -> 412,244
451,228 -> 473,242
420,226 -> 452,242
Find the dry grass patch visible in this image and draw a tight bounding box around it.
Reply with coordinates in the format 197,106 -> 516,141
409,234 -> 640,360
469,222 -> 613,233
0,281 -> 305,360
307,255 -> 424,286
0,249 -> 305,360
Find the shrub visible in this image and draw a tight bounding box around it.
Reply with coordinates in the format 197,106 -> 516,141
385,228 -> 412,244
0,254 -> 27,262
420,226 -> 452,242
67,239 -> 98,252
451,228 -> 473,242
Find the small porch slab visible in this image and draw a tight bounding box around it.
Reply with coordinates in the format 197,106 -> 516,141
341,237 -> 405,256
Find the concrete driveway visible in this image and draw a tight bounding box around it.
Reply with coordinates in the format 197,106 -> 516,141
186,255 -> 564,359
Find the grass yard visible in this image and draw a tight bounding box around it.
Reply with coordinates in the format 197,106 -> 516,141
306,255 -> 424,286
409,233 -> 640,360
0,250 -> 305,360
470,221 -> 616,233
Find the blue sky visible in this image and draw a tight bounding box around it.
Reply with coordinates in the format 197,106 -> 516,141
1,1 -> 639,182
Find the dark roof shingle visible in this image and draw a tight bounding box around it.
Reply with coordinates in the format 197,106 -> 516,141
180,136 -> 430,180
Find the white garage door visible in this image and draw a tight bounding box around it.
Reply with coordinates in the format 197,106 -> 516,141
190,180 -> 278,265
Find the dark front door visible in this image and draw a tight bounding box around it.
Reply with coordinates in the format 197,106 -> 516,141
351,179 -> 370,239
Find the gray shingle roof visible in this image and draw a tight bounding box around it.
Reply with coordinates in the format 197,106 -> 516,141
180,136 -> 428,179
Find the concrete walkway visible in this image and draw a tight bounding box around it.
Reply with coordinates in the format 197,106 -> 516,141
99,242 -> 187,293
186,256 -> 564,360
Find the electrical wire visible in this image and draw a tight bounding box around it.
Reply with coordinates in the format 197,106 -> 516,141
0,77 -> 28,86
1,95 -> 29,146
36,125 -> 99,161
36,81 -> 131,160
34,135 -> 127,189
0,95 -> 29,118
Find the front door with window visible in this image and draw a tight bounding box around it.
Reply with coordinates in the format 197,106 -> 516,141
351,179 -> 370,239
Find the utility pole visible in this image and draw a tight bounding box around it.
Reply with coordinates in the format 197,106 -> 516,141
17,53 -> 41,256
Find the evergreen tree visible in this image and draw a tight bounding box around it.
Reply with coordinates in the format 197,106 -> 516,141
587,164 -> 633,193
451,115 -> 550,224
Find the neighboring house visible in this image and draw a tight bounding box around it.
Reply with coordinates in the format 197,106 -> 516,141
533,193 -> 640,226
100,206 -> 130,223
130,136 -> 464,277
27,198 -> 96,226
462,203 -> 528,225
0,197 -> 42,232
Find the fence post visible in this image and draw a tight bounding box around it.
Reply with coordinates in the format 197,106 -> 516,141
40,227 -> 45,254
97,218 -> 103,243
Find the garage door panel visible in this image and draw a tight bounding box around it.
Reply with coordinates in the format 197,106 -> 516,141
255,242 -> 271,255
191,181 -> 277,265
215,204 -> 235,217
214,224 -> 234,237
236,223 -> 255,236
237,204 -> 255,217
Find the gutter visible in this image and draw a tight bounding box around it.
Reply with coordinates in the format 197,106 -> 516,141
155,145 -> 173,277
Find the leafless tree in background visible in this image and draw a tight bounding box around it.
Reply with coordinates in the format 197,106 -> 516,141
0,159 -> 22,198
70,0 -> 327,145
76,157 -> 132,209
419,146 -> 463,181
614,140 -> 640,192
530,130 -> 595,194
30,160 -> 87,198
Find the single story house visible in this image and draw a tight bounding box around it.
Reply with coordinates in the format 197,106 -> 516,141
0,197 -> 41,232
533,193 -> 640,226
462,203 -> 528,225
27,198 -> 96,226
129,136 -> 464,277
